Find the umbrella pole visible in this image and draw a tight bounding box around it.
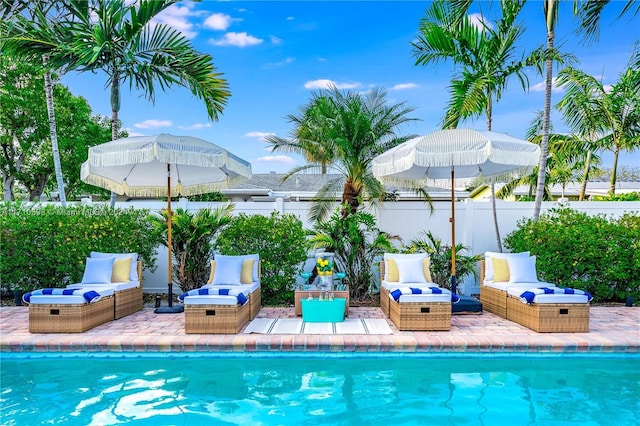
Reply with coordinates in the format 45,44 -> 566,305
450,166 -> 457,295
155,163 -> 184,313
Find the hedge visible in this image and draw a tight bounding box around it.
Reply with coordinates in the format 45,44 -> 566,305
1,203 -> 162,292
504,208 -> 640,303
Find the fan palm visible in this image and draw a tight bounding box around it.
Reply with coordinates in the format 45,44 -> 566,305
266,86 -> 419,222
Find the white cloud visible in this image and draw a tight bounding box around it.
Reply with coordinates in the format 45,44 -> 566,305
245,131 -> 276,141
177,123 -> 212,130
531,78 -> 563,93
286,16 -> 294,21
264,57 -> 294,68
209,32 -> 263,47
203,13 -> 234,31
270,35 -> 283,45
391,83 -> 418,90
134,119 -> 173,129
468,13 -> 493,31
304,79 -> 361,90
154,4 -> 198,39
124,129 -> 145,137
255,155 -> 297,164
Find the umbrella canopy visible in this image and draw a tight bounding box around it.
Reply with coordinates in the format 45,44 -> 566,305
373,128 -> 540,187
81,134 -> 251,196
372,128 -> 540,298
81,134 -> 252,313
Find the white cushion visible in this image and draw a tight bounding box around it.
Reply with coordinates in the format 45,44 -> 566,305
382,253 -> 428,281
183,295 -> 241,305
394,257 -> 428,284
67,281 -> 138,291
485,281 -> 555,291
381,281 -> 434,291
215,254 -> 260,283
484,251 -> 530,282
91,251 -> 139,282
203,282 -> 260,294
507,256 -> 539,283
507,287 -> 589,303
212,255 -> 245,285
81,257 -> 115,284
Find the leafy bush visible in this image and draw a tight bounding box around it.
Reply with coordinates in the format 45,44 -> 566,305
151,204 -> 233,292
0,202 -> 162,292
592,192 -> 640,202
307,208 -> 396,300
215,211 -> 308,306
504,208 -> 640,303
400,231 -> 481,291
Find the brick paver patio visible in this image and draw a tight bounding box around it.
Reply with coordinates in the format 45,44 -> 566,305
1,305 -> 638,354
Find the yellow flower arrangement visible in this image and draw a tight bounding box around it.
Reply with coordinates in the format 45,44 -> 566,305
316,256 -> 334,276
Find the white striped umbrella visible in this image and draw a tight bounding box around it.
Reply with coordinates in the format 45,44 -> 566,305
81,133 -> 252,313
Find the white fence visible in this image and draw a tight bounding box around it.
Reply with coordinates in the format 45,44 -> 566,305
118,198 -> 639,295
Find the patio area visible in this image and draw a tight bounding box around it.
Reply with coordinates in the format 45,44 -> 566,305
1,305 -> 638,354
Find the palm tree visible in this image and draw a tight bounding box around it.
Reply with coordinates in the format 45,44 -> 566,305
574,0 -> 639,44
531,0 -> 560,221
266,86 -> 419,222
2,0 -> 230,204
556,50 -> 640,195
1,1 -> 87,205
412,0 -> 535,252
556,67 -> 608,200
534,0 -> 639,217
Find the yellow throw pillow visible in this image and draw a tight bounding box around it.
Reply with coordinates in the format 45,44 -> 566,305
241,259 -> 254,284
422,258 -> 433,282
207,260 -> 216,284
491,257 -> 510,282
112,257 -> 132,282
386,259 -> 399,282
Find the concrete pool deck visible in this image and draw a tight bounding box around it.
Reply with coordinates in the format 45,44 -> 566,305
1,305 -> 638,354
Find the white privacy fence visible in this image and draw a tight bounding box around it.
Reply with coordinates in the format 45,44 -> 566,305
117,198 -> 639,296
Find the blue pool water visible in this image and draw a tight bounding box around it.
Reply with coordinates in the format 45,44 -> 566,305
1,354 -> 639,425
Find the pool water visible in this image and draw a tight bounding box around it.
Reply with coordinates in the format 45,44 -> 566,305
1,355 -> 638,425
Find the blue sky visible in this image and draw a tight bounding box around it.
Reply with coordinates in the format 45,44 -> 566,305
62,0 -> 639,174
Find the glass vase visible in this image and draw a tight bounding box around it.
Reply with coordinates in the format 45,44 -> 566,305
315,252 -> 334,291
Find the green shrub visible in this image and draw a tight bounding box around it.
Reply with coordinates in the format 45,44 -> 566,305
307,208 -> 396,300
0,202 -> 162,292
151,204 -> 234,292
215,211 -> 307,306
504,207 -> 640,303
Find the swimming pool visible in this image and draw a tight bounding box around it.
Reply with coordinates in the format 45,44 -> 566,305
1,354 -> 638,425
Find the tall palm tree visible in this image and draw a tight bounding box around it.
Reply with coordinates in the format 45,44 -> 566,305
556,50 -> 640,195
556,67 -> 608,200
1,1 -> 87,205
266,86 -> 419,222
412,0 -> 534,252
532,0 -> 560,221
2,0 -> 230,204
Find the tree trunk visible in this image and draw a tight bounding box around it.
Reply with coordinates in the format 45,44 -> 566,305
578,150 -> 592,201
109,72 -> 121,208
3,173 -> 15,201
533,30 -> 555,221
44,67 -> 66,206
28,174 -> 48,201
341,179 -> 360,218
485,96 -> 501,252
609,144 -> 620,194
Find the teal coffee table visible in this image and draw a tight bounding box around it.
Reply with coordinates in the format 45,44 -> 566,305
301,298 -> 346,322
